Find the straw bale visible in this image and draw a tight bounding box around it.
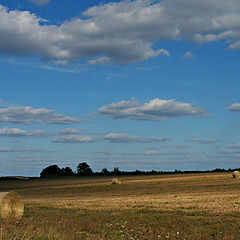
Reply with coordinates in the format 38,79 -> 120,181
112,178 -> 121,184
233,171 -> 240,178
0,191 -> 24,219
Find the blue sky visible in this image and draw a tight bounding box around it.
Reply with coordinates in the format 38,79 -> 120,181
1,0 -> 240,176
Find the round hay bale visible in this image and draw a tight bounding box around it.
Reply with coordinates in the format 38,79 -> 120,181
112,178 -> 121,185
233,171 -> 240,178
0,191 -> 24,220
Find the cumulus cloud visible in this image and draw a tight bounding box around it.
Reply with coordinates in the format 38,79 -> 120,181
219,148 -> 240,154
52,135 -> 96,143
87,57 -> 111,65
164,144 -> 190,149
182,51 -> 194,60
0,106 -> 81,124
94,150 -> 114,155
0,3 -> 170,64
28,0 -> 50,6
2,0 -> 240,64
0,147 -> 15,152
59,128 -> 83,135
227,142 -> 240,148
189,138 -> 220,144
217,143 -> 240,156
143,150 -> 195,156
227,103 -> 240,112
143,150 -> 160,155
209,146 -> 240,159
0,147 -> 46,152
98,98 -> 209,121
0,127 -> 49,137
59,128 -> 104,135
104,133 -> 171,143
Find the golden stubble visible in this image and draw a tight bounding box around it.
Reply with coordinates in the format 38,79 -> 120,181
14,173 -> 240,215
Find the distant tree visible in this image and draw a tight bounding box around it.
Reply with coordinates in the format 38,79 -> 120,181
76,162 -> 93,175
113,167 -> 120,175
134,170 -> 142,175
40,165 -> 62,178
101,168 -> 109,175
61,167 -> 75,176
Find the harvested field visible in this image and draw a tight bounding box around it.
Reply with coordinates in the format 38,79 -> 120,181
1,172 -> 240,239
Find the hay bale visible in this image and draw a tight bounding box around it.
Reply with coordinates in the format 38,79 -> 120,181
112,178 -> 121,185
0,191 -> 24,220
233,171 -> 240,178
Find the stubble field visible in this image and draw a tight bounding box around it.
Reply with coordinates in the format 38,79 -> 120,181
0,172 -> 240,240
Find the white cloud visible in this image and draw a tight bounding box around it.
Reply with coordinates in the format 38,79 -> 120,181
104,133 -> 171,143
143,150 -> 195,156
87,131 -> 105,135
219,148 -> 240,154
52,135 -> 95,143
143,150 -> 159,155
157,49 -> 170,57
227,142 -> 240,148
189,138 -> 220,144
0,127 -> 49,137
0,106 -> 81,124
209,146 -> 240,159
227,103 -> 240,112
0,147 -> 14,152
59,128 -> 83,135
98,98 -> 209,121
87,57 -> 111,65
59,128 -> 104,136
2,1 -> 240,64
182,51 -> 194,60
28,0 -> 50,6
164,144 -> 190,149
229,40 -> 240,49
194,31 -> 236,43
94,150 -> 114,155
0,3 -> 169,64
0,147 -> 46,152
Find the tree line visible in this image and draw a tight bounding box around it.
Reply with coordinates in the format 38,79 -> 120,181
40,162 -> 240,178
40,162 -> 125,178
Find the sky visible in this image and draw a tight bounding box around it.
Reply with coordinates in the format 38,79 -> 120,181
1,0 -> 240,176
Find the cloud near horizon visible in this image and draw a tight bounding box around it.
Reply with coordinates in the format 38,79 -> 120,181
143,150 -> 195,157
189,138 -> 220,144
227,142 -> 240,148
182,51 -> 194,60
0,106 -> 81,124
0,127 -> 49,137
2,0 -> 240,64
28,0 -> 50,6
52,135 -> 96,143
98,98 -> 209,121
59,128 -> 84,135
227,103 -> 240,113
0,147 -> 46,152
59,128 -> 105,136
164,144 -> 190,149
104,133 -> 171,143
52,132 -> 171,143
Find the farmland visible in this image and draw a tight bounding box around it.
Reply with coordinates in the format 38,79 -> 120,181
1,172 -> 240,239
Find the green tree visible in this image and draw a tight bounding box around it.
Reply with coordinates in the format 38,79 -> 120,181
101,168 -> 109,175
61,167 -> 74,176
76,162 -> 93,175
40,165 -> 62,178
113,167 -> 120,175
